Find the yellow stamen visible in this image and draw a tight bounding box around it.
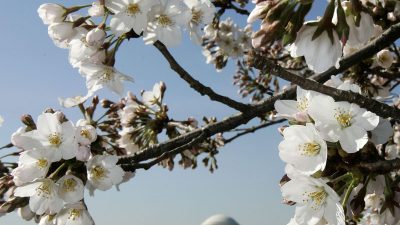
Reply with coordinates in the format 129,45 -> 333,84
299,142 -> 321,156
126,3 -> 141,16
68,208 -> 81,220
157,14 -> 173,27
36,158 -> 48,169
62,178 -> 77,192
48,133 -> 62,147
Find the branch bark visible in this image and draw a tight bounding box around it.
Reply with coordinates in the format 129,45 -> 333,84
154,41 -> 250,112
263,60 -> 400,119
119,22 -> 400,170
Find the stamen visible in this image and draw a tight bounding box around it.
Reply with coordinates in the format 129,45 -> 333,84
157,15 -> 174,27
68,208 -> 81,220
36,158 -> 48,169
334,108 -> 352,128
299,142 -> 321,156
126,3 -> 141,16
62,178 -> 77,192
48,133 -> 62,147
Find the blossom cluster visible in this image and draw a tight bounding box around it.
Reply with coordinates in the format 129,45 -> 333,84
9,112 -> 127,224
274,75 -> 400,224
248,0 -> 398,73
202,18 -> 252,71
38,0 -> 216,106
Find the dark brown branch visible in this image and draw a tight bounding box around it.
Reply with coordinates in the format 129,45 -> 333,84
341,158 -> 400,174
223,119 -> 286,145
119,22 -> 400,169
154,41 -> 250,112
212,1 -> 250,15
263,60 -> 400,119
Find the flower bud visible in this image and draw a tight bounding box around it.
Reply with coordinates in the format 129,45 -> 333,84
86,28 -> 106,48
37,3 -> 66,25
387,12 -> 397,22
364,193 -> 383,210
88,2 -> 105,17
376,49 -> 394,69
77,125 -> 97,145
18,205 -> 35,221
48,22 -> 75,43
76,145 -> 91,162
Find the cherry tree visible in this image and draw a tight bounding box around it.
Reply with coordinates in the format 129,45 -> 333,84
1,0 -> 400,224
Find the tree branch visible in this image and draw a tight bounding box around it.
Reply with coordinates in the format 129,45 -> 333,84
223,119 -> 286,145
154,41 -> 250,112
263,60 -> 400,119
118,22 -> 400,169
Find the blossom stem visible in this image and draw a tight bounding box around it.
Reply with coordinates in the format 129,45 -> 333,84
48,162 -> 68,179
341,179 -> 356,208
330,172 -> 352,184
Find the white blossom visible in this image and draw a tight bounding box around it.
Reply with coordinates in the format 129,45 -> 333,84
370,118 -> 392,145
14,179 -> 63,215
142,82 -> 163,106
18,205 -> 35,221
86,28 -> 106,48
56,203 -> 94,225
308,95 -> 379,153
18,113 -> 78,161
290,24 -> 342,73
106,0 -> 157,36
12,149 -> 54,186
39,214 -> 56,225
86,155 -> 124,191
48,22 -> 76,47
376,49 -> 394,69
364,193 -> 383,210
117,127 -> 140,155
58,92 -> 93,108
143,0 -> 191,47
274,87 -> 319,122
69,37 -> 105,68
346,12 -> 375,47
38,3 -> 66,25
76,124 -> 97,145
279,123 -> 327,175
0,115 -> 3,127
281,175 -> 345,225
78,63 -> 134,96
76,145 -> 91,162
56,175 -> 84,204
184,0 -> 215,43
88,2 -> 105,17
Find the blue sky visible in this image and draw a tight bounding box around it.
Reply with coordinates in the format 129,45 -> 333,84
0,1 -> 326,224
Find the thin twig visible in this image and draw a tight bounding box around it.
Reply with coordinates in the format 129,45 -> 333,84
224,119 -> 286,145
154,41 -> 250,112
118,22 -> 400,170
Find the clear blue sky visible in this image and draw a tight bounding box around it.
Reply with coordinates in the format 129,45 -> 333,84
0,1 -> 326,224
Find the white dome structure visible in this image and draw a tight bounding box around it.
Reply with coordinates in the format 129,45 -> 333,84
201,214 -> 240,225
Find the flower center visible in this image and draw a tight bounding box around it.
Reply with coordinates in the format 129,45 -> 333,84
297,97 -> 308,112
62,178 -> 77,192
335,109 -> 352,128
126,3 -> 140,16
157,14 -> 173,27
91,165 -> 107,180
36,158 -> 48,169
68,208 -> 81,220
48,133 -> 62,147
36,181 -> 53,198
80,129 -> 92,140
191,9 -> 203,25
101,68 -> 115,82
299,142 -> 321,156
303,187 -> 327,210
